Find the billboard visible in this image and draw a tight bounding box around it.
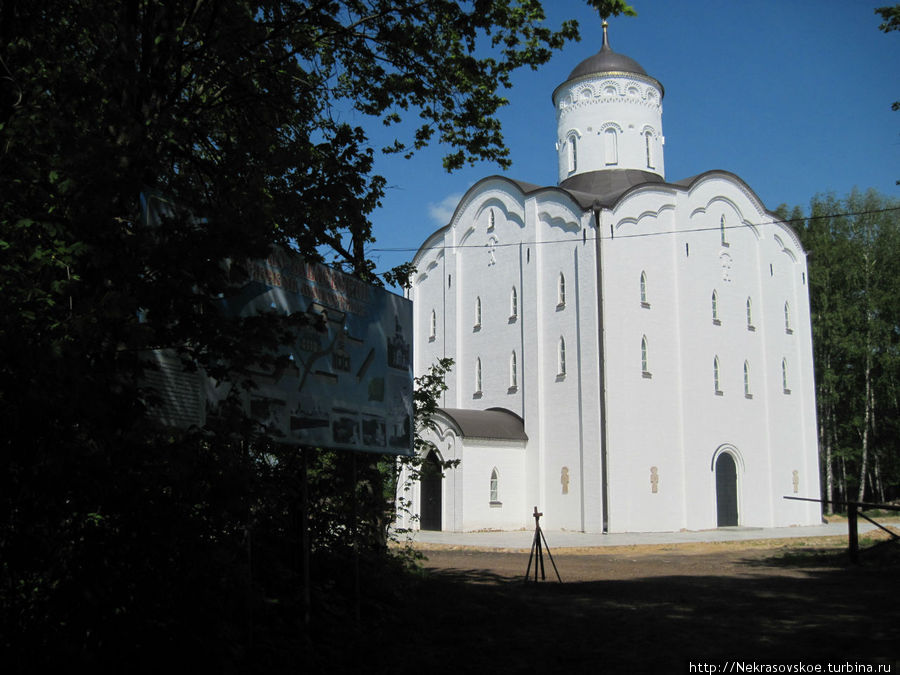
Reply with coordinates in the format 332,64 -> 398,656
215,249 -> 414,456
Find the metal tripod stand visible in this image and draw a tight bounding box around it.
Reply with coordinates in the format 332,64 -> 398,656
524,506 -> 562,583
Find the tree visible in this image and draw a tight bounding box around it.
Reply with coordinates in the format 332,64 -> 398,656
876,4 -> 900,184
799,189 -> 900,510
1,0 -> 636,669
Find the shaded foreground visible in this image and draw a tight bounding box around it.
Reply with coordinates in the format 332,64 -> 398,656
311,535 -> 900,673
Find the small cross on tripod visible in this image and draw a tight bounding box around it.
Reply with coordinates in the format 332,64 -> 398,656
524,506 -> 562,583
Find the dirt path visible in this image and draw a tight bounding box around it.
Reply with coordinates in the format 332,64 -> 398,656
416,536 -> 861,581
383,535 -> 900,673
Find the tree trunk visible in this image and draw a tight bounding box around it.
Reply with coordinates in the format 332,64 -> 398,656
839,455 -> 847,509
857,325 -> 873,503
873,450 -> 885,504
824,431 -> 833,511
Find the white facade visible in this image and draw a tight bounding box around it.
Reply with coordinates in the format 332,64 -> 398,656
553,54 -> 664,181
399,25 -> 821,534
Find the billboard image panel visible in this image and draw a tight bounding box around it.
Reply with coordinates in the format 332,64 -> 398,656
219,249 -> 414,456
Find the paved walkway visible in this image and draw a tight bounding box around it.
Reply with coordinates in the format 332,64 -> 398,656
398,521 -> 886,550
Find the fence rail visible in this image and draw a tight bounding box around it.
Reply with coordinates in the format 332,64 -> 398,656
784,496 -> 900,563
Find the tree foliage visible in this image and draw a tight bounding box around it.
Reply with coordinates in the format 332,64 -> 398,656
0,0 -> 627,669
793,189 -> 900,509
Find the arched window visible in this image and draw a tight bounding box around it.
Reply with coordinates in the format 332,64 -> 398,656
640,271 -> 648,306
510,286 -> 518,319
488,208 -> 495,231
604,127 -> 618,166
713,356 -> 721,394
711,290 -> 720,324
784,301 -> 792,333
509,351 -> 517,389
558,336 -> 567,376
644,130 -> 654,169
490,468 -> 499,503
429,309 -> 436,339
558,272 -> 566,307
567,135 -> 577,173
720,215 -> 728,246
475,357 -> 483,394
743,360 -> 752,397
474,296 -> 482,328
641,335 -> 649,375
746,297 -> 754,330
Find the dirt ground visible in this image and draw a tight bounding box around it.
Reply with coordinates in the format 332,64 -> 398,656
359,531 -> 900,674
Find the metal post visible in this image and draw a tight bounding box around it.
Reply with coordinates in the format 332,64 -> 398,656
300,447 -> 310,626
351,451 -> 361,623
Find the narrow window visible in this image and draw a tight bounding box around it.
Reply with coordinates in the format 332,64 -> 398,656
746,297 -> 754,331
604,127 -> 618,166
640,271 -> 649,306
743,360 -> 752,398
475,357 -> 482,394
784,301 -> 792,334
720,215 -> 728,246
782,358 -> 789,393
490,468 -> 499,503
510,286 -> 518,319
644,130 -> 654,169
509,351 -> 517,389
558,272 -> 566,307
641,335 -> 650,376
567,135 -> 577,173
448,274 -> 452,288
711,290 -> 720,324
429,309 -> 436,339
558,336 -> 567,377
685,242 -> 690,257
488,208 -> 495,231
474,296 -> 482,328
714,356 -> 722,394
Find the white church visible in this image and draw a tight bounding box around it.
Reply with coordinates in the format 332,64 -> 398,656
399,23 -> 822,534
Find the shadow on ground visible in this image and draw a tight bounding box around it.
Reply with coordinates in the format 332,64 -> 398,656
324,541 -> 900,674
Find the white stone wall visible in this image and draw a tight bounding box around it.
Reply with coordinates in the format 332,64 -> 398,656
529,195 -> 602,532
598,174 -> 820,532
554,74 -> 665,181
406,174 -> 820,534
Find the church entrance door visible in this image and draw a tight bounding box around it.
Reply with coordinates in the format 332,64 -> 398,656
420,451 -> 442,531
715,453 -> 738,527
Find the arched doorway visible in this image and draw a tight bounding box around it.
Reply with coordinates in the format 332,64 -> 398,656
419,451 -> 442,531
715,452 -> 738,527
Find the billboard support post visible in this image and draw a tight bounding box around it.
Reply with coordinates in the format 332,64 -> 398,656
352,451 -> 361,624
300,446 -> 310,627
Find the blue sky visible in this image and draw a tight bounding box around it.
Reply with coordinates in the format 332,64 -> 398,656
362,0 -> 900,285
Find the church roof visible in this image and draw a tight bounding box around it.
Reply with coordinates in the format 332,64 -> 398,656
438,407 -> 528,442
559,169 -> 665,206
566,30 -> 647,79
411,170 -> 806,262
554,21 -> 663,99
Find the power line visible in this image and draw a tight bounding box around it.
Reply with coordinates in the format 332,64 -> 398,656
368,205 -> 900,254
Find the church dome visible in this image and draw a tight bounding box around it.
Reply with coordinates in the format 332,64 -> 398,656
555,21 -> 662,96
565,39 -> 648,80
